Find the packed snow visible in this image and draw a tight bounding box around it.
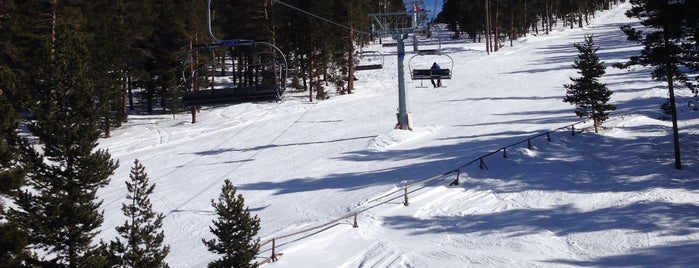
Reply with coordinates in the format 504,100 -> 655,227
97,2 -> 699,267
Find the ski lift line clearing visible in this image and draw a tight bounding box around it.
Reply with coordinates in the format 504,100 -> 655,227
408,50 -> 453,80
355,51 -> 385,71
181,40 -> 288,106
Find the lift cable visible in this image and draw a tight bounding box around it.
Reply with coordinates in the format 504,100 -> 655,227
271,0 -> 371,36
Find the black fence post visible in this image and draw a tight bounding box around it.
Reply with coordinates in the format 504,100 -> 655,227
479,158 -> 488,170
353,212 -> 359,228
502,147 -> 508,158
546,132 -> 551,142
403,188 -> 409,206
271,239 -> 278,262
449,169 -> 461,186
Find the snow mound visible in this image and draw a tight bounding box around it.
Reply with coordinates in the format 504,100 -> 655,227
367,127 -> 439,151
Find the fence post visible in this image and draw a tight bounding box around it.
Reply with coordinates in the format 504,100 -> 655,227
449,169 -> 460,186
527,139 -> 533,150
546,132 -> 551,142
353,211 -> 359,228
403,188 -> 409,206
271,238 -> 278,262
502,147 -> 508,158
479,157 -> 488,170
571,125 -> 576,136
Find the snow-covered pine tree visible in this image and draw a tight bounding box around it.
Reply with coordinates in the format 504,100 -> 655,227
203,179 -> 261,268
109,159 -> 170,267
563,35 -> 616,133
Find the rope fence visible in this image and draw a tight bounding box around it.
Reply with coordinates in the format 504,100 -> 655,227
257,118 -> 598,265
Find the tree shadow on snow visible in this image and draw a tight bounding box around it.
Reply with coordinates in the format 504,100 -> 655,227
544,240 -> 699,267
382,201 -> 699,237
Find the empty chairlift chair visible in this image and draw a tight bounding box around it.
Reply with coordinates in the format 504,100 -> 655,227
181,41 -> 288,105
181,0 -> 288,106
355,51 -> 385,71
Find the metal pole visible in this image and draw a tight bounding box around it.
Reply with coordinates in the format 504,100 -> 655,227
206,0 -> 222,43
413,34 -> 418,52
396,35 -> 411,130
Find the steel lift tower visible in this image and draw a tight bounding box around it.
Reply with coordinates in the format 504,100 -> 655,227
369,1 -> 429,130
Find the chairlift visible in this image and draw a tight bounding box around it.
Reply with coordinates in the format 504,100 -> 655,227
182,40 -> 287,105
355,50 -> 384,71
408,49 -> 453,88
181,0 -> 288,106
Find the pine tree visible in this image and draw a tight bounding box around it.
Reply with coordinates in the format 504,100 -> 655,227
203,179 -> 261,268
84,0 -> 132,138
0,86 -> 30,267
109,159 -> 170,268
617,0 -> 688,169
13,19 -> 119,267
563,35 -> 615,133
1,2 -> 33,263
143,0 -> 189,114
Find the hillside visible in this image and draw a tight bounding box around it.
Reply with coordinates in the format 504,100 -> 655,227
97,2 -> 699,267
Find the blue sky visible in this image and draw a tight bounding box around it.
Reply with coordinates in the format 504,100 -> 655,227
418,0 -> 442,19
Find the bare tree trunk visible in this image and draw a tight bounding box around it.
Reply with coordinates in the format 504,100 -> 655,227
309,54 -> 315,102
510,9 -> 514,46
541,16 -> 545,34
485,0 -> 491,54
550,1 -> 555,33
50,0 -> 57,60
578,1 -> 583,28
545,1 -> 550,34
348,28 -> 354,94
210,50 -> 215,91
494,0 -> 499,52
569,0 -> 574,29
523,0 -> 528,36
299,54 -> 308,92
104,114 -> 111,138
128,76 -> 134,110
122,73 -> 128,117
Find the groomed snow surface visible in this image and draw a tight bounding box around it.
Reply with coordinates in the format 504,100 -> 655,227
97,2 -> 699,267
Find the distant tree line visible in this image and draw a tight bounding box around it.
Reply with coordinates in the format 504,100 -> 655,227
0,0 -> 412,129
438,0 -> 627,52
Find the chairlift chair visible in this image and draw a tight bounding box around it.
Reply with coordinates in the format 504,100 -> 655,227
181,40 -> 288,106
355,50 -> 384,71
181,0 -> 288,106
408,50 -> 454,88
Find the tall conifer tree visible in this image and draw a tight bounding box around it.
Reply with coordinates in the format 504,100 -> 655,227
563,35 -> 615,133
203,179 -> 261,268
14,19 -> 118,267
109,159 -> 170,268
143,0 -> 189,114
618,0 -> 689,169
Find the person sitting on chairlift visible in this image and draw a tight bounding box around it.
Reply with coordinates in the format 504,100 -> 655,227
430,62 -> 442,88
